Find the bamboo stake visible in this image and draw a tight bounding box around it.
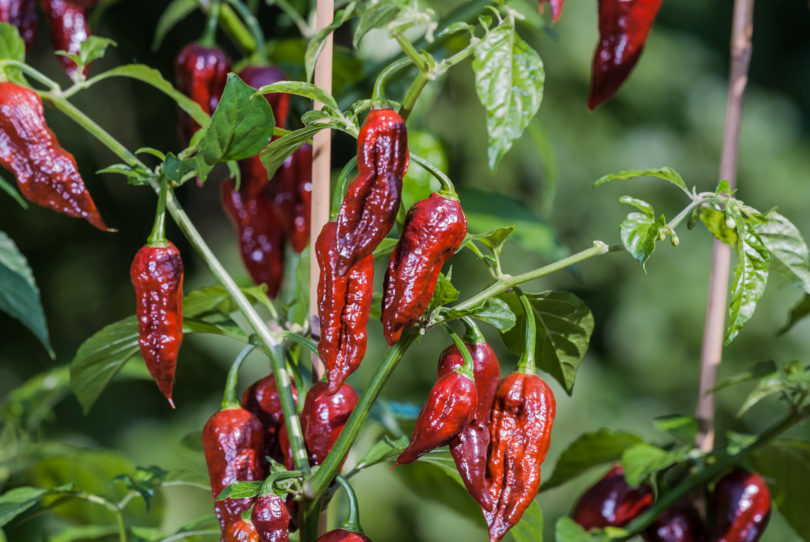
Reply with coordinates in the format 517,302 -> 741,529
695,0 -> 755,452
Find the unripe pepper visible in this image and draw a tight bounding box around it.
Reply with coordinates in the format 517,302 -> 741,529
588,0 -> 663,110
274,144 -> 312,252
381,192 -> 466,345
316,222 -> 374,395
252,493 -> 291,542
708,469 -> 771,542
203,346 -> 267,531
40,0 -> 90,77
242,374 -> 298,464
538,0 -> 565,22
641,499 -> 703,542
224,515 -> 260,542
0,0 -> 38,49
571,465 -> 654,530
437,321 -> 500,510
335,108 -> 408,275
174,42 -> 230,143
0,82 -> 108,230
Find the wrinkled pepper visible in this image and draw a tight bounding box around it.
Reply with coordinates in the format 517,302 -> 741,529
335,108 -> 408,275
0,82 -> 108,229
316,221 -> 374,395
252,493 -> 291,542
274,143 -> 312,252
242,374 -> 298,465
224,515 -> 260,542
708,470 -> 771,542
1,0 -> 37,48
381,192 -> 466,345
538,0 -> 565,22
221,179 -> 285,297
40,0 -> 90,77
438,321 -> 500,510
203,346 -> 266,532
174,42 -> 230,143
641,499 -> 703,542
589,0 -> 663,110
572,465 -> 654,530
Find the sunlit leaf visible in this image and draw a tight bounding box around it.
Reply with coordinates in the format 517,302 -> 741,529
726,223 -> 770,343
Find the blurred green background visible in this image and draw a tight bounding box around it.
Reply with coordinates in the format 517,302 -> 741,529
1,0 -> 809,540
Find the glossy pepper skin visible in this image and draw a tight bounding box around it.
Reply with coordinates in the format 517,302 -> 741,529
242,374 -> 298,464
395,370 -> 477,466
224,516 -> 260,542
316,530 -> 371,542
708,470 -> 771,542
221,179 -> 285,297
0,0 -> 37,48
202,408 -> 266,531
641,499 -> 703,542
174,43 -> 230,143
274,143 -> 312,252
538,0 -> 565,22
335,108 -> 408,275
485,373 -> 556,542
437,342 -> 500,510
40,0 -> 90,77
381,193 -> 467,345
130,242 -> 184,404
316,222 -> 374,395
588,0 -> 663,110
0,82 -> 108,229
251,494 -> 291,542
572,465 -> 654,530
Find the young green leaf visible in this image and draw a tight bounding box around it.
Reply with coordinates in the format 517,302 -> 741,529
260,123 -> 337,179
594,167 -> 690,196
254,81 -> 339,112
726,223 -> 770,343
620,212 -> 666,268
619,195 -> 654,218
753,211 -> 810,294
699,207 -> 738,246
216,481 -> 262,501
0,23 -> 25,83
473,17 -> 544,171
354,0 -> 403,48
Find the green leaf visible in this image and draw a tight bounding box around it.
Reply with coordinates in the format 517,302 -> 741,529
754,211 -> 810,294
77,36 -> 116,66
710,360 -> 778,392
353,435 -> 409,472
620,212 -> 665,268
619,195 -> 654,218
96,163 -> 152,185
354,0 -> 403,48
621,443 -> 687,488
501,290 -> 594,394
113,465 -> 167,512
197,73 -> 276,181
555,517 -> 612,542
593,167 -> 690,196
541,430 -> 643,492
372,237 -> 398,259
737,369 -> 788,416
260,123 -> 335,179
509,500 -> 543,542
653,415 -> 698,443
162,153 -> 196,183
726,223 -> 770,343
49,525 -> 120,542
152,0 -> 197,51
0,231 -> 52,355
428,273 -> 459,312
468,297 -> 517,333
216,481 -> 262,501
254,81 -> 339,112
778,294 -> 810,335
0,23 -> 25,83
0,486 -> 48,526
305,3 -> 357,82
473,18 -> 544,171
750,439 -> 810,541
476,226 -> 515,258
700,207 -> 738,246
0,176 -> 27,208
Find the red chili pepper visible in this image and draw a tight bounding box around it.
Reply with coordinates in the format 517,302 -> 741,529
588,0 -> 663,110
335,108 -> 408,275
40,0 -> 90,77
0,82 -> 108,230
242,374 -> 299,465
316,222 -> 374,395
538,0 -> 565,22
274,144 -> 312,252
708,470 -> 771,542
1,0 -> 37,48
572,465 -> 654,530
252,493 -> 291,542
174,42 -> 231,143
224,516 -> 260,542
316,530 -> 371,542
437,323 -> 500,510
641,499 -> 703,542
221,179 -> 285,297
381,192 -> 466,345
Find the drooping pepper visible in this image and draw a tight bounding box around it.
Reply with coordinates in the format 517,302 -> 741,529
316,475 -> 372,542
252,493 -> 291,542
484,296 -> 556,542
381,192 -> 467,345
0,82 -> 108,230
641,499 -> 703,542
316,221 -> 374,395
571,465 -> 654,530
224,515 -> 260,542
40,0 -> 90,77
274,143 -> 312,252
588,0 -> 663,110
708,469 -> 771,542
335,108 -> 408,275
1,0 -> 37,48
437,320 -> 500,510
203,346 -> 267,532
242,374 -> 299,465
174,42 -> 231,143
538,0 -> 565,22
221,179 -> 285,297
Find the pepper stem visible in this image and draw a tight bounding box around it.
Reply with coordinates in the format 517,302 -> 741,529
409,153 -> 456,198
443,324 -> 475,381
221,342 -> 258,409
461,317 -> 485,345
200,0 -> 222,47
226,0 -> 266,64
516,294 -> 536,375
335,475 -> 364,534
370,57 -> 412,107
146,177 -> 169,247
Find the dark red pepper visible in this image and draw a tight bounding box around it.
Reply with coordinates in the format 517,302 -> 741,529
335,108 -> 408,275
538,0 -> 565,22
572,465 -> 654,530
316,530 -> 371,542
0,82 -> 108,230
252,493 -> 291,542
40,0 -> 90,78
274,143 -> 312,252
641,499 -> 704,542
316,222 -> 374,395
708,470 -> 771,542
0,0 -> 37,49
381,192 -> 467,345
221,179 -> 285,297
174,42 -> 231,143
588,0 -> 663,110
224,516 -> 260,542
437,323 -> 500,510
242,374 -> 298,464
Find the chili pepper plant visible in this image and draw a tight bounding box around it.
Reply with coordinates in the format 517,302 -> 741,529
1,0 -> 809,541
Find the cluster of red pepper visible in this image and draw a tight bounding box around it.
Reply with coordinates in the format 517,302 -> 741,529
572,465 -> 772,541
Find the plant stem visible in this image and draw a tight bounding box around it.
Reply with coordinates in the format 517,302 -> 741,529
200,0 -> 222,46
394,33 -> 429,72
399,71 -> 429,121
72,492 -> 127,542
146,177 -> 168,246
451,241 -> 612,313
211,2 -> 257,54
516,294 -> 537,374
695,0 -> 755,453
226,0 -> 266,63
304,330 -> 418,502
0,60 -> 60,90
371,57 -> 413,105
